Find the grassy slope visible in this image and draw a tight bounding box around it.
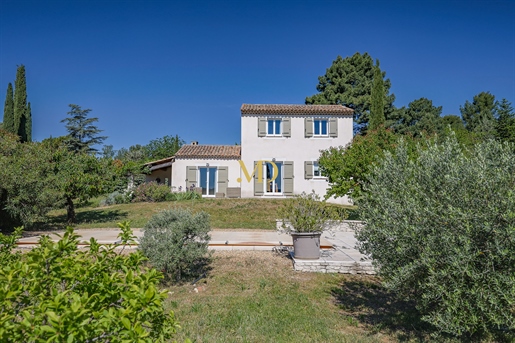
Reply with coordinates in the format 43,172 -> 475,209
47,198 -> 285,229
168,251 -> 436,343
47,198 -> 355,230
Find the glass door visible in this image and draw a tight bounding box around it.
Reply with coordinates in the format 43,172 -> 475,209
199,167 -> 217,196
264,162 -> 282,194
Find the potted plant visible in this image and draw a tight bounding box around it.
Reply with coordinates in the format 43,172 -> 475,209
279,191 -> 342,259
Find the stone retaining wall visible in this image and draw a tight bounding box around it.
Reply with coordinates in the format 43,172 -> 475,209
277,220 -> 364,232
292,258 -> 376,275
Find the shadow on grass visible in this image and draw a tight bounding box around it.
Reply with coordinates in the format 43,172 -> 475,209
43,209 -> 129,230
331,279 -> 434,342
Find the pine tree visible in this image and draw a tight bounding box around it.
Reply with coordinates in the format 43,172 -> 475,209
369,60 -> 385,130
460,92 -> 496,136
61,104 -> 107,153
495,98 -> 515,143
392,98 -> 443,137
306,52 -> 395,134
3,83 -> 14,134
13,65 -> 28,141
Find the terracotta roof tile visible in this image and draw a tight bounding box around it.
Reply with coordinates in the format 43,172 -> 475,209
175,145 -> 241,159
240,104 -> 353,115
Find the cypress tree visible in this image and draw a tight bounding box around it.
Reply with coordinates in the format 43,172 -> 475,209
13,64 -> 30,142
26,102 -> 32,142
3,83 -> 14,134
369,60 -> 385,130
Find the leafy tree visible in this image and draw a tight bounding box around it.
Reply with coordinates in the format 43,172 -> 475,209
52,148 -> 113,223
460,91 -> 496,138
495,98 -> 515,143
306,52 -> 395,133
355,136 -> 515,338
101,144 -> 116,159
144,134 -> 185,161
369,60 -> 385,130
0,131 -> 59,230
61,104 -> 107,153
318,128 -> 416,200
3,83 -> 14,134
13,65 -> 30,142
0,223 -> 180,342
391,98 -> 443,137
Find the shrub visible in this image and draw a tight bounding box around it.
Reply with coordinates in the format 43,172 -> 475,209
100,190 -> 131,206
279,191 -> 344,233
140,208 -> 211,282
355,137 -> 515,339
168,190 -> 202,201
0,222 -> 179,342
132,181 -> 171,202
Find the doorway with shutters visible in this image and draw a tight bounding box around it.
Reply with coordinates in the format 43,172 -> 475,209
264,161 -> 282,193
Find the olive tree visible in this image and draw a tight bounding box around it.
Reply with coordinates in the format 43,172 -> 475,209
355,136 -> 515,338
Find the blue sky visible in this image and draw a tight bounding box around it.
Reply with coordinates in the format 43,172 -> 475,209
1,0 -> 514,151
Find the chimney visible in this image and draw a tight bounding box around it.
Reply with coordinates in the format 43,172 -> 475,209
191,141 -> 198,145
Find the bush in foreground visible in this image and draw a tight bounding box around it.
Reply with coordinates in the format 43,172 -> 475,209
140,208 -> 211,282
355,137 -> 515,339
0,222 -> 179,342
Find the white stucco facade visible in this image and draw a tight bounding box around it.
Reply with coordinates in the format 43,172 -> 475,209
172,157 -> 241,195
240,112 -> 353,204
168,104 -> 354,204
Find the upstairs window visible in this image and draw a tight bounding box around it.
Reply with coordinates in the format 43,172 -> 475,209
314,119 -> 328,136
267,119 -> 282,136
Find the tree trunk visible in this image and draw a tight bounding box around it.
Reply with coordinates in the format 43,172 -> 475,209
66,196 -> 75,224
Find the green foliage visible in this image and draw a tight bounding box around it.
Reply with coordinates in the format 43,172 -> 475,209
132,182 -> 172,203
495,98 -> 515,143
13,64 -> 30,142
279,191 -> 344,233
100,190 -> 132,206
3,83 -> 14,134
0,222 -> 180,342
306,52 -> 395,133
391,97 -> 443,137
0,131 -> 60,229
168,191 -> 201,201
355,136 -> 515,338
318,128 -> 416,200
51,148 -> 114,223
140,208 -> 211,281
460,91 -> 496,138
61,104 -> 107,153
0,132 -> 115,228
369,61 -> 385,130
144,134 -> 185,161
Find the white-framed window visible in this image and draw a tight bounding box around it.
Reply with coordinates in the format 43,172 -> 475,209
267,119 -> 282,136
313,162 -> 322,177
314,119 -> 328,136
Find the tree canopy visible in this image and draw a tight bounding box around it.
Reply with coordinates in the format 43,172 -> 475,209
306,52 -> 395,133
61,104 -> 107,153
355,137 -> 515,338
391,97 -> 443,137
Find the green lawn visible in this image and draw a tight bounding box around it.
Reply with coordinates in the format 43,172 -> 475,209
46,198 -> 356,230
167,251 -> 438,343
47,198 -> 286,229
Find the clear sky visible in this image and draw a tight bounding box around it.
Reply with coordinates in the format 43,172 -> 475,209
1,0 -> 514,151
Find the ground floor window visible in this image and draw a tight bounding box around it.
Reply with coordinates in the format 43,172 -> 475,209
199,167 -> 217,196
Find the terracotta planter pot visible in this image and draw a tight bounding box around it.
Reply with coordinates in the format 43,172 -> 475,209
291,232 -> 321,260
